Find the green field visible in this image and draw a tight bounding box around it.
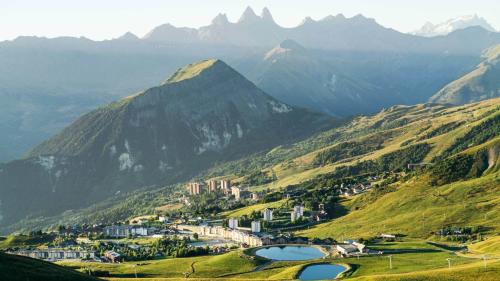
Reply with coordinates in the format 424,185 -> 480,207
221,200 -> 287,218
297,172 -> 500,239
53,240 -> 500,281
0,233 -> 55,249
468,236 -> 500,256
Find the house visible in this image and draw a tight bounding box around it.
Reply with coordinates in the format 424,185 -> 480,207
104,251 -> 122,263
231,187 -> 241,200
251,193 -> 259,200
336,244 -> 360,256
380,233 -> 396,240
336,242 -> 367,256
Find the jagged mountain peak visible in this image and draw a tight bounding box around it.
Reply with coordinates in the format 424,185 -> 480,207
238,6 -> 259,23
261,7 -> 275,23
212,13 -> 229,25
320,14 -> 346,22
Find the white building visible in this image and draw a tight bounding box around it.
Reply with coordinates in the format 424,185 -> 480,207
336,244 -> 359,255
291,205 -> 304,222
336,242 -> 366,256
228,218 -> 238,229
251,193 -> 259,200
263,208 -> 273,221
251,221 -> 261,233
293,205 -> 304,216
158,216 -> 168,223
231,187 -> 241,200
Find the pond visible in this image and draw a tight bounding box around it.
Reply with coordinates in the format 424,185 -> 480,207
255,246 -> 326,261
298,264 -> 346,280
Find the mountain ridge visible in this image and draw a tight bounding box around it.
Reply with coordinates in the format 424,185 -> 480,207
0,59 -> 335,230
430,44 -> 500,105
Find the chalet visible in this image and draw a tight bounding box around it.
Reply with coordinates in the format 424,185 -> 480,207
104,251 -> 122,263
336,244 -> 359,256
336,241 -> 367,256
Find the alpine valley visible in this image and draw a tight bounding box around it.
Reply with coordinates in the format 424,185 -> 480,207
1,5 -> 500,281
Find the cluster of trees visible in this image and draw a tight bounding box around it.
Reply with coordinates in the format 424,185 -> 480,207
241,170 -> 276,186
436,226 -> 485,242
442,114 -> 499,158
429,149 -> 490,186
91,236 -> 208,261
417,121 -> 464,141
314,138 -> 383,166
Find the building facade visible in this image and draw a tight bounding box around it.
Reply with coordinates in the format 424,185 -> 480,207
9,249 -> 96,261
228,218 -> 238,229
251,221 -> 261,233
263,208 -> 273,221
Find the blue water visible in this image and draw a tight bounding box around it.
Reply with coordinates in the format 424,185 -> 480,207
298,264 -> 346,280
255,246 -> 325,261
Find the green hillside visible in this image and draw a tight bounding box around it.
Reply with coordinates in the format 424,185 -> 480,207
6,98 -> 500,239
0,252 -> 99,281
0,59 -> 334,234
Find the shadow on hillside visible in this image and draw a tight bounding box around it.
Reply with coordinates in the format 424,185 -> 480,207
328,201 -> 349,220
427,242 -> 467,252
381,249 -> 441,254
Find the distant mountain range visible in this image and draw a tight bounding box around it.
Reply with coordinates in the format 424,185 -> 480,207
413,14 -> 497,37
1,7 -> 500,163
0,59 -> 334,228
139,7 -> 500,54
430,44 -> 500,104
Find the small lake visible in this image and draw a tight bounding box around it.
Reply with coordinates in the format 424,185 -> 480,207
255,246 -> 326,261
298,264 -> 346,280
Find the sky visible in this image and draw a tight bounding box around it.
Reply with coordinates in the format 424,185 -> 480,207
1,0 -> 499,41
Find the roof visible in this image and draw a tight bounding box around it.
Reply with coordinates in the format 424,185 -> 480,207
337,244 -> 359,253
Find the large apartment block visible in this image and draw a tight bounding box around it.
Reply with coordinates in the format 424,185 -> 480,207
187,182 -> 202,195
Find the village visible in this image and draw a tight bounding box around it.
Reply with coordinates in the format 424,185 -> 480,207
3,177 -> 397,264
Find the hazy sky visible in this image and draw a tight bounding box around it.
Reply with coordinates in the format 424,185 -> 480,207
2,0 -> 499,41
